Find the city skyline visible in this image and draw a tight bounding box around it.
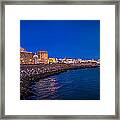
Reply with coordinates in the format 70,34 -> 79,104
20,47 -> 99,60
20,20 -> 100,59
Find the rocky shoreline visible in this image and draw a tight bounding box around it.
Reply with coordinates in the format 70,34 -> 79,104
20,63 -> 100,99
20,63 -> 99,80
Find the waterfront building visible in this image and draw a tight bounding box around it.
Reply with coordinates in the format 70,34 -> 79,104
37,51 -> 48,64
62,58 -> 78,64
48,58 -> 57,64
20,51 -> 34,64
64,58 -> 73,64
97,59 -> 100,65
91,59 -> 98,63
20,47 -> 26,52
80,60 -> 87,63
78,59 -> 82,63
33,53 -> 39,64
57,58 -> 63,63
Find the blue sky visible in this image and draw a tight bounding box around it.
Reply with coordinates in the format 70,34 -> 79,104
20,20 -> 100,59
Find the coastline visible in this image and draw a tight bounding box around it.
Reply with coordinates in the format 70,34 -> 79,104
20,65 -> 100,100
20,63 -> 100,81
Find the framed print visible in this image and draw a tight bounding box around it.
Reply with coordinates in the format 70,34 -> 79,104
0,0 -> 119,119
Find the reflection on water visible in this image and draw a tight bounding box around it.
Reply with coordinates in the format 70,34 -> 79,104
27,77 -> 62,100
25,67 -> 100,100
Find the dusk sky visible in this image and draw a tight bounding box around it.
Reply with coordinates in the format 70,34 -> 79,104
20,20 -> 100,59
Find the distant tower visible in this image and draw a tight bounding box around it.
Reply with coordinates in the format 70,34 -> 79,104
37,51 -> 48,64
33,53 -> 38,64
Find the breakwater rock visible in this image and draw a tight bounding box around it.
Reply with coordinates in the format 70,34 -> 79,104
20,63 -> 99,99
20,63 -> 99,81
